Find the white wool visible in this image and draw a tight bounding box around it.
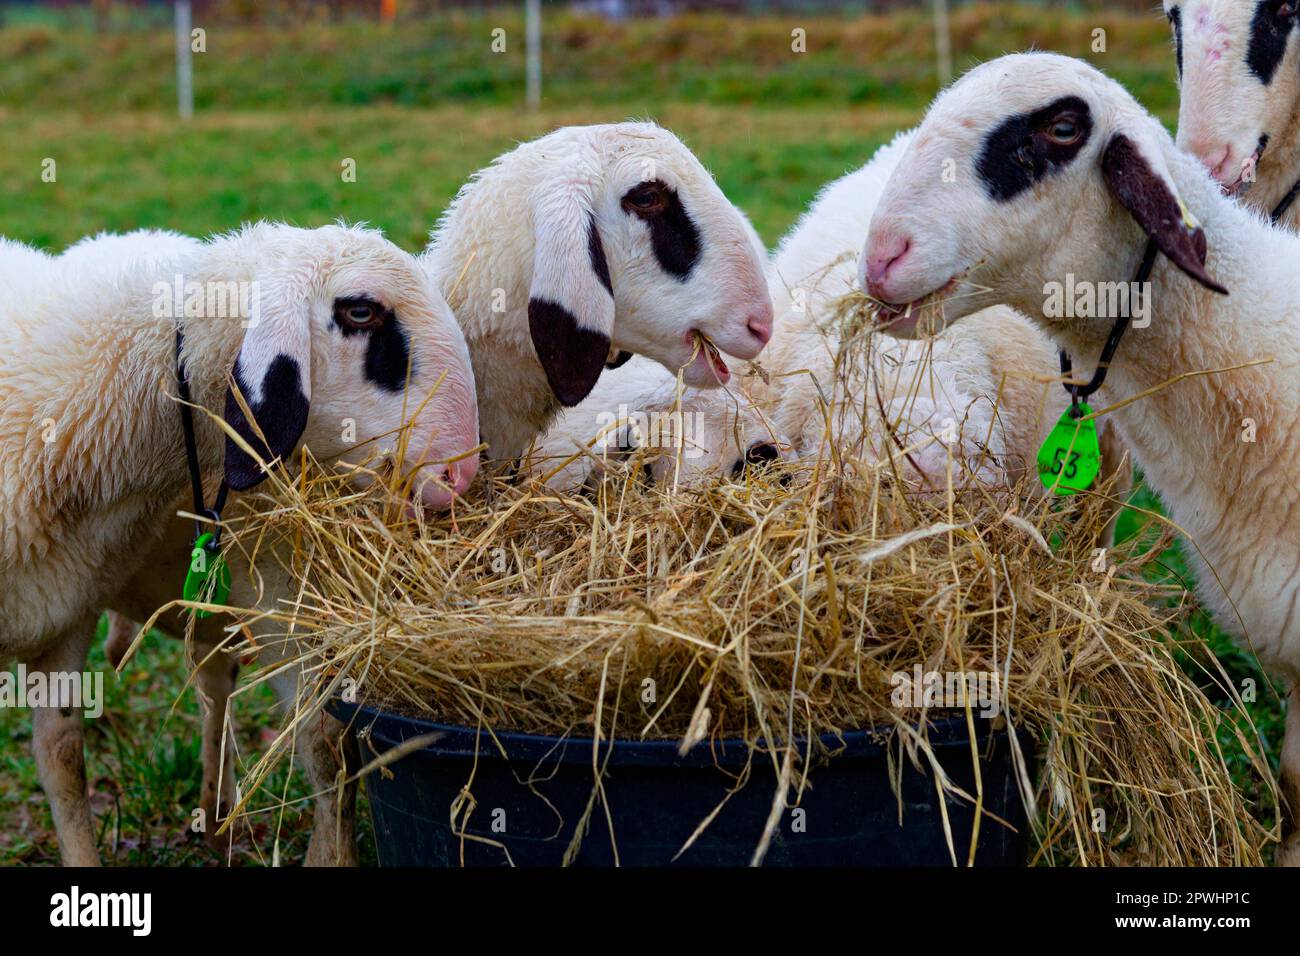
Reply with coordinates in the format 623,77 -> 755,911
533,130 -> 1075,493
862,51 -> 1300,861
1165,0 -> 1300,229
866,52 -> 1300,680
2,222 -> 477,656
0,223 -> 479,865
420,122 -> 772,462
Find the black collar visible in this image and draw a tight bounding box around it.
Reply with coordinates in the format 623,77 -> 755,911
1271,177 -> 1300,224
175,327 -> 228,547
1056,237 -> 1158,416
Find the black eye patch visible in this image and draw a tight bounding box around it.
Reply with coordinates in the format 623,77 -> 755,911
332,295 -> 411,392
620,180 -> 701,280
976,96 -> 1094,202
1169,6 -> 1184,77
1247,0 -> 1298,84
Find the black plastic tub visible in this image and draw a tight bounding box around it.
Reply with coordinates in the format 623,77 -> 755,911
332,702 -> 1032,866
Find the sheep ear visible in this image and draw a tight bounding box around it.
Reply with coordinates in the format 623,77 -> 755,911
222,281 -> 312,490
528,192 -> 617,407
1101,132 -> 1228,295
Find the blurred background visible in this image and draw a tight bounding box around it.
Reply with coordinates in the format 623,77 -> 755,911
0,0 -> 1181,250
2,0 -> 1278,866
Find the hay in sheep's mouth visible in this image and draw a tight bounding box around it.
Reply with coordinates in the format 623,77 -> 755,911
201,294 -> 1277,867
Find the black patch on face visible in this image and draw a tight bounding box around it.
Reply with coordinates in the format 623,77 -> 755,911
587,212 -> 612,295
362,322 -> 411,392
332,295 -> 411,392
620,180 -> 701,280
1247,0 -> 1298,85
224,354 -> 311,490
605,349 -> 634,369
527,297 -> 611,406
1169,5 -> 1184,77
976,96 -> 1094,202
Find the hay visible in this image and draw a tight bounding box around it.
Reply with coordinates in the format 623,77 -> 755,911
213,303 -> 1277,867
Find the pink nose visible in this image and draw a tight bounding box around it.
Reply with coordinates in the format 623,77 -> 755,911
863,233 -> 911,298
417,455 -> 480,511
746,306 -> 773,347
1187,140 -> 1233,183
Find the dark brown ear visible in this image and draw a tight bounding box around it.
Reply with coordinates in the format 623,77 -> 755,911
222,276 -> 312,490
1101,133 -> 1228,295
527,298 -> 611,406
528,199 -> 616,407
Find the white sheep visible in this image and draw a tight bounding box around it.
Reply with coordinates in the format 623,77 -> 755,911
532,131 -> 1118,499
1164,0 -> 1300,227
0,222 -> 480,866
861,51 -> 1299,864
420,121 -> 774,463
105,125 -> 781,866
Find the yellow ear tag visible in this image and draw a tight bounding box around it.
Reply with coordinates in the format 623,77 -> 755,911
1036,404 -> 1101,496
182,532 -> 230,618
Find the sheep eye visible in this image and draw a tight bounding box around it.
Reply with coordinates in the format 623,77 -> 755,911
621,182 -> 668,216
1044,116 -> 1082,145
333,296 -> 387,332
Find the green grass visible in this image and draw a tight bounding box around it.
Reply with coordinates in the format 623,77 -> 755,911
0,618 -> 377,866
0,4 -> 1286,865
0,8 -> 1181,114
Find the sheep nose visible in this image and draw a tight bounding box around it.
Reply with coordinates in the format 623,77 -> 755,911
1186,140 -> 1233,183
863,233 -> 912,298
745,303 -> 774,347
449,455 -> 479,494
416,455 -> 479,511
732,441 -> 782,478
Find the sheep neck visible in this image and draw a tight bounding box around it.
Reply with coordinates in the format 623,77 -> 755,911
1254,116 -> 1300,231
419,164 -> 568,462
1032,151 -> 1300,662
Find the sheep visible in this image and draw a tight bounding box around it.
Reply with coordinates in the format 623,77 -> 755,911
105,125 -> 779,866
859,51 -> 1300,864
523,354 -> 795,489
1163,0 -> 1300,228
419,121 -> 774,463
0,222 -> 480,865
531,130 -> 1126,503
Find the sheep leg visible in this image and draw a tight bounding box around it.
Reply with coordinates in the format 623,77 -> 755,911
104,610 -> 135,670
193,638 -> 239,852
301,710 -> 361,868
1278,684 -> 1300,867
30,621 -> 99,867
267,667 -> 360,867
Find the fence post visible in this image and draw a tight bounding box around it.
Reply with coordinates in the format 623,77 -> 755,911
932,0 -> 952,88
175,0 -> 194,120
525,0 -> 541,111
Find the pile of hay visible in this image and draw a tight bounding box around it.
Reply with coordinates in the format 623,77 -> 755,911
218,435 -> 1275,865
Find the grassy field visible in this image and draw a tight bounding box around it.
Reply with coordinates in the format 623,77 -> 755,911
0,4 -> 1287,865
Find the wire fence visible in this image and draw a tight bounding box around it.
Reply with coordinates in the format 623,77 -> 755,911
0,0 -> 1166,30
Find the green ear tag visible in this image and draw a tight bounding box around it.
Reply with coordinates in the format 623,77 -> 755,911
182,532 -> 230,618
1037,403 -> 1101,496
